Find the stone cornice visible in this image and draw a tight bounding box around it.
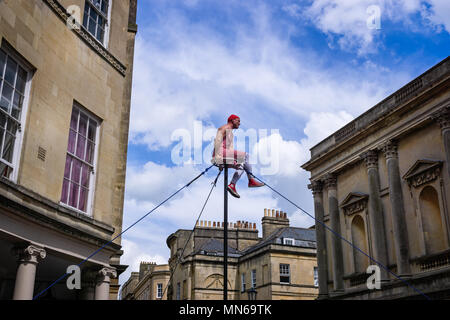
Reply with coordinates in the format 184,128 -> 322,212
42,0 -> 127,77
302,57 -> 450,170
0,177 -> 120,252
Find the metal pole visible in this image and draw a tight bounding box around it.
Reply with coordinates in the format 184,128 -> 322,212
223,165 -> 228,301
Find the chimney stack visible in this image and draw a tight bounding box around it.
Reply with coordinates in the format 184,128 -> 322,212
261,208 -> 289,239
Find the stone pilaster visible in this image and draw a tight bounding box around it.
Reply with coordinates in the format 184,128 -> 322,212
95,267 -> 117,300
382,140 -> 411,277
361,150 -> 389,282
324,174 -> 344,292
432,105 -> 450,177
12,244 -> 46,300
308,180 -> 328,298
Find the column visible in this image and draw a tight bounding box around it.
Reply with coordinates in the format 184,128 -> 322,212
308,180 -> 328,298
325,174 -> 344,292
432,106 -> 450,177
361,150 -> 389,282
95,267 -> 117,300
12,244 -> 46,300
383,140 -> 411,277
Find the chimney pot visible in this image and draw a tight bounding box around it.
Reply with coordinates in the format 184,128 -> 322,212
264,208 -> 267,216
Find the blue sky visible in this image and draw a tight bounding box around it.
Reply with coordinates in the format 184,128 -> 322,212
118,0 -> 450,286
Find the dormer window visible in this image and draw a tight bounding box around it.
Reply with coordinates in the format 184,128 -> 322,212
283,238 -> 294,246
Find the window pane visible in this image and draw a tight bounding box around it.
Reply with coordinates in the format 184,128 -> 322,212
81,163 -> 90,187
11,91 -> 23,119
101,0 -> 108,15
4,57 -> 17,85
16,67 -> 27,94
2,132 -> 14,163
76,135 -> 86,159
87,121 -> 96,141
64,156 -> 71,178
88,18 -> 97,36
61,179 -> 70,203
89,7 -> 98,20
1,83 -> 13,113
0,112 -> 6,128
6,119 -> 17,134
70,108 -> 79,130
97,26 -> 105,43
79,113 -> 88,136
0,125 -> 4,152
68,129 -> 76,154
68,182 -> 79,208
71,158 -> 82,184
0,51 -> 6,78
85,140 -> 94,164
78,187 -> 88,211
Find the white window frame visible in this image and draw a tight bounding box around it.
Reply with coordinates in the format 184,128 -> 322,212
251,269 -> 256,289
82,0 -> 112,48
176,282 -> 181,300
280,264 -> 290,284
283,238 -> 295,246
59,103 -> 100,217
156,283 -> 163,299
241,273 -> 246,293
0,43 -> 33,183
314,267 -> 319,287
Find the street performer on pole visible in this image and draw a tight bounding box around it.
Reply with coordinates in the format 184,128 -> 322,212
212,114 -> 265,198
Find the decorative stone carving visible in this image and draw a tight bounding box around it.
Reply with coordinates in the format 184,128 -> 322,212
403,159 -> 443,188
12,244 -> 46,264
308,180 -> 323,195
360,150 -> 378,169
324,174 -> 337,189
382,140 -> 398,160
431,106 -> 450,130
98,267 -> 117,279
340,193 -> 369,216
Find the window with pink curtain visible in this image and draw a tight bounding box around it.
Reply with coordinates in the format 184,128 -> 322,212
61,105 -> 98,213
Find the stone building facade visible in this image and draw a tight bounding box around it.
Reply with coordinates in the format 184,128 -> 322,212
165,209 -> 318,300
302,57 -> 450,299
120,262 -> 170,300
0,0 -> 137,299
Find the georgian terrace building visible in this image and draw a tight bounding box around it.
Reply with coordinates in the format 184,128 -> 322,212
302,56 -> 450,299
0,0 -> 137,299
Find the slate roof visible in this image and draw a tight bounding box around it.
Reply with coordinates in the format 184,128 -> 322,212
191,227 -> 316,258
193,238 -> 242,257
243,227 -> 316,255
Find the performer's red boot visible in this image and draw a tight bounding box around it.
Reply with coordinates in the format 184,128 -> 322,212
227,183 -> 240,198
248,177 -> 265,188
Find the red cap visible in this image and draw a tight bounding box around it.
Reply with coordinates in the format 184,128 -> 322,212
228,114 -> 240,122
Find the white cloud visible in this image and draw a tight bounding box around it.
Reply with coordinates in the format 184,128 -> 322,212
422,0 -> 450,33
129,4 -> 401,152
297,0 -> 449,54
119,239 -> 167,286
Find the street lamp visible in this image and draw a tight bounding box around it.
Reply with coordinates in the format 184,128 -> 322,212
247,287 -> 257,301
